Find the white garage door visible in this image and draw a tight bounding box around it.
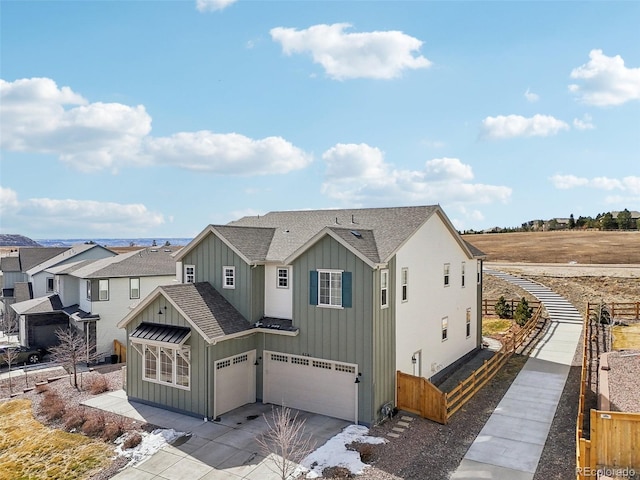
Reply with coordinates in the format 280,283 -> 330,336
263,350 -> 358,422
214,350 -> 256,417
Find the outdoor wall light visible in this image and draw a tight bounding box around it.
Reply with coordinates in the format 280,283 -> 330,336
411,355 -> 416,365
354,372 -> 362,384
158,306 -> 167,315
254,356 -> 262,366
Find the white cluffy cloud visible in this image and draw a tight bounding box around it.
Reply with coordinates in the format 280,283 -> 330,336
145,132 -> 311,175
270,23 -> 431,80
1,77 -> 151,172
550,174 -> 640,193
195,0 -> 237,12
0,77 -> 312,174
524,88 -> 539,103
481,114 -> 570,139
569,49 -> 640,106
0,186 -> 165,236
320,144 -> 511,218
572,114 -> 595,130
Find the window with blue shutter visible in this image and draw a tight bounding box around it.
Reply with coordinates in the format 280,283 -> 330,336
312,270 -> 352,308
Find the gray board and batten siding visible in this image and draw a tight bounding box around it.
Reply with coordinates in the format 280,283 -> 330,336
179,232 -> 264,323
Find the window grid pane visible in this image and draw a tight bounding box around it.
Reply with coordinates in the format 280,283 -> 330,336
144,345 -> 157,380
159,349 -> 173,383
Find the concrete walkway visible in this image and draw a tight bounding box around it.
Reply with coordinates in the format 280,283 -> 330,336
451,269 -> 583,480
82,392 -> 349,480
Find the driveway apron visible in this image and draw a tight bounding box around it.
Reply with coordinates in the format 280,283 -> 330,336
81,398 -> 349,480
451,269 -> 583,480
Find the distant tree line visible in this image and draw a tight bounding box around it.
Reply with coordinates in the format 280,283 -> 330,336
463,208 -> 639,234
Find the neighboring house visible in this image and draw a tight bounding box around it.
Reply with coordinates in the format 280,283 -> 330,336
9,244 -> 117,348
1,247 -> 69,334
51,248 -> 177,357
10,247 -> 177,358
119,206 -> 485,426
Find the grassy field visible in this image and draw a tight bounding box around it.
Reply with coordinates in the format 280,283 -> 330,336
463,230 -> 640,264
0,399 -> 112,480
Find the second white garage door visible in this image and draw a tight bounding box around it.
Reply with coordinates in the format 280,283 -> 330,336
214,350 -> 256,418
263,350 -> 358,422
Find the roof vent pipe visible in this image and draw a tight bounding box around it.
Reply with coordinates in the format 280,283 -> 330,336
351,214 -> 356,224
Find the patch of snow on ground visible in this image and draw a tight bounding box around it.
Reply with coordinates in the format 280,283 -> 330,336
115,428 -> 187,467
298,424 -> 387,478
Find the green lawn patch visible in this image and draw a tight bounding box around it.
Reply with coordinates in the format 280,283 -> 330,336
482,318 -> 513,337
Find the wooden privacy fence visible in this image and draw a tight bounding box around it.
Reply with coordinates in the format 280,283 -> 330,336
482,298 -> 542,316
577,410 -> 640,479
576,304 -> 640,479
586,301 -> 640,320
398,305 -> 543,424
113,339 -> 127,363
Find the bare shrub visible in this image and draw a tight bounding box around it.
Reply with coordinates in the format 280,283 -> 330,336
122,431 -> 142,449
257,407 -> 316,480
81,411 -> 106,438
38,391 -> 66,421
103,415 -> 128,442
87,375 -> 109,395
63,406 -> 87,431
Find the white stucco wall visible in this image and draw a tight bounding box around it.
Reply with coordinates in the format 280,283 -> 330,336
394,213 -> 478,380
263,264 -> 293,319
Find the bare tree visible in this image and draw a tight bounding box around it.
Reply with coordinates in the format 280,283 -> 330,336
257,406 -> 316,480
49,327 -> 98,389
0,348 -> 20,394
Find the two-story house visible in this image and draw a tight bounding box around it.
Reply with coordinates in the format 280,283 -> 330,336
1,247 -> 68,334
10,246 -> 176,360
118,206 -> 484,426
10,244 -> 116,348
51,247 -> 177,357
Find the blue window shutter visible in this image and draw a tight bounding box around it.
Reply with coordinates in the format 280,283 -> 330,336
309,271 -> 318,305
342,272 -> 352,308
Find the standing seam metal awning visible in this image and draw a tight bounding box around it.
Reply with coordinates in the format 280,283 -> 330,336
130,322 -> 191,346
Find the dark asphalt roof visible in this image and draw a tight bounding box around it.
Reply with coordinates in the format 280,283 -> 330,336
160,282 -> 251,342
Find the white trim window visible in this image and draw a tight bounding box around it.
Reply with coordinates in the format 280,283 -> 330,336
98,279 -> 109,301
86,280 -> 91,300
318,270 -> 342,307
477,260 -> 482,284
130,278 -> 140,299
277,267 -> 289,288
46,277 -> 54,293
401,267 -> 408,302
444,264 -> 450,287
380,269 -> 389,308
461,262 -> 466,288
442,317 -> 448,341
466,308 -> 472,338
184,265 -> 195,284
223,266 -> 235,289
141,343 -> 191,389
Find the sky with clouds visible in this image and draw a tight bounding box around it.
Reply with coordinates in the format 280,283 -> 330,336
1,0 -> 638,239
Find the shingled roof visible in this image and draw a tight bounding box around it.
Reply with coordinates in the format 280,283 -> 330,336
228,206 -> 439,262
11,294 -> 63,315
0,247 -> 68,273
62,248 -> 177,279
160,282 -> 252,342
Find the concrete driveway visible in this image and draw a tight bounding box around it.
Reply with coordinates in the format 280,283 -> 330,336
83,391 -> 350,480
